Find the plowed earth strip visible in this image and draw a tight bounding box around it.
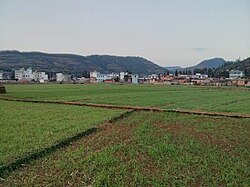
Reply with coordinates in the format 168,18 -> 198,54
1,97 -> 250,118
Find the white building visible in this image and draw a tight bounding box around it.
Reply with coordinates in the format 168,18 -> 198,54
90,71 -> 117,82
56,73 -> 71,82
120,72 -> 125,82
96,73 -> 108,82
229,70 -> 244,79
90,71 -> 99,79
131,74 -> 138,84
191,73 -> 208,79
33,71 -> 48,82
149,74 -> 158,79
0,72 -> 3,80
15,67 -> 33,80
56,73 -> 64,82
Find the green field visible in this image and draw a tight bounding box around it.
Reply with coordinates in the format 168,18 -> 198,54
0,84 -> 249,186
3,84 -> 250,114
0,100 -> 125,165
3,112 -> 250,186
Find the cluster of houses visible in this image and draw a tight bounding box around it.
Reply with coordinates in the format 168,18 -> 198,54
88,70 -> 249,86
14,68 -> 49,83
0,68 -> 249,87
90,71 -> 138,84
0,68 -> 73,83
143,71 -> 249,87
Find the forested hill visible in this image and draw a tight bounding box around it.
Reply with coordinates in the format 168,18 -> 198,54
0,51 -> 165,76
165,58 -> 226,73
186,58 -> 226,70
214,57 -> 250,77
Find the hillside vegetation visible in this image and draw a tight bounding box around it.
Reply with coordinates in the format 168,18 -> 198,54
186,58 -> 226,70
165,58 -> 226,73
214,57 -> 250,77
170,57 -> 250,78
0,51 -> 165,76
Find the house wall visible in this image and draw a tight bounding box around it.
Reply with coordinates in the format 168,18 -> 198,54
120,72 -> 125,82
15,68 -> 33,80
132,75 -> 138,84
229,70 -> 244,79
56,73 -> 63,82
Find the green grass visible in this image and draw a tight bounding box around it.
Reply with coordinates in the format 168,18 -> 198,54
3,112 -> 250,186
3,84 -> 250,114
0,100 -> 125,166
1,84 -> 250,186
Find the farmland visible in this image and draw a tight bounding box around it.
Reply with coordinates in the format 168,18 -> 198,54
0,84 -> 250,186
3,84 -> 250,114
0,100 -> 125,166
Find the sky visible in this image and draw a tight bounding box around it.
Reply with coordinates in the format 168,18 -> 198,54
0,0 -> 249,67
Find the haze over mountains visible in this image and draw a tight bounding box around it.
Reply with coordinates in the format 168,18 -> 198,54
0,50 -> 248,76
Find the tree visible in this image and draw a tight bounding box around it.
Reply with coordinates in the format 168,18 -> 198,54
175,70 -> 178,76
193,69 -> 202,74
208,68 -> 214,77
185,69 -> 188,75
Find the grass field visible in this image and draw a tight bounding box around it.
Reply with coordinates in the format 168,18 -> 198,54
3,84 -> 250,114
0,100 -> 125,166
2,111 -> 250,186
0,84 -> 249,186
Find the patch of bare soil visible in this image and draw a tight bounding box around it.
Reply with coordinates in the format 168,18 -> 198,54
154,122 -> 235,153
155,122 -> 183,134
84,122 -> 136,152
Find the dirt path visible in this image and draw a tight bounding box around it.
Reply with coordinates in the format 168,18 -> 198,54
1,97 -> 250,118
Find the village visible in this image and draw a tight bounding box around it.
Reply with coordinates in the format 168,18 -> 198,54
0,67 -> 249,87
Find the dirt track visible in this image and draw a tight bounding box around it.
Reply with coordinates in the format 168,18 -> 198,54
1,97 -> 250,119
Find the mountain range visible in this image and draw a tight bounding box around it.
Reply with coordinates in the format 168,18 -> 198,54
165,58 -> 226,72
0,51 -> 165,76
0,50 -> 248,77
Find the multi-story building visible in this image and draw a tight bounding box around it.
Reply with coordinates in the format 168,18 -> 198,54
131,74 -> 138,84
229,70 -> 244,79
120,72 -> 125,82
90,71 -> 138,84
56,73 -> 64,82
33,71 -> 49,82
15,67 -> 33,80
56,73 -> 71,82
90,71 -> 118,82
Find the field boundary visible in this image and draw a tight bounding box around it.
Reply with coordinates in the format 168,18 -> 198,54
0,109 -> 135,178
1,97 -> 250,118
0,128 -> 96,178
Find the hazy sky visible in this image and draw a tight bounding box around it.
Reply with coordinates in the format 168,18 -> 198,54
0,0 -> 249,67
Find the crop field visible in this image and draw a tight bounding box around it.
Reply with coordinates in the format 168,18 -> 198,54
0,100 -> 125,166
0,84 -> 249,186
3,84 -> 250,114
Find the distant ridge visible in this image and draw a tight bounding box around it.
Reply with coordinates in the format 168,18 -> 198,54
0,51 -> 165,76
186,58 -> 226,70
165,58 -> 226,72
164,66 -> 182,71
